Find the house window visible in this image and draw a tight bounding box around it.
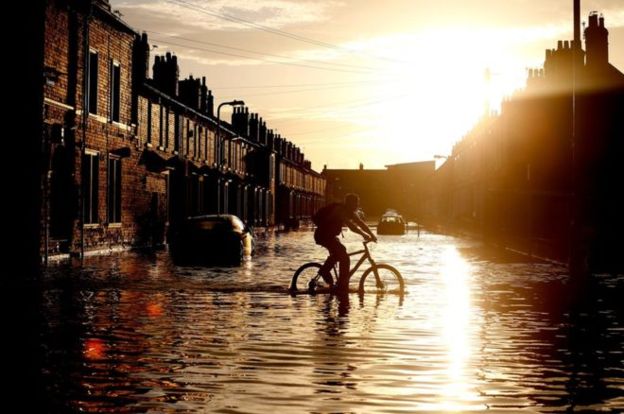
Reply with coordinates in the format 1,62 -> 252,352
88,51 -> 98,114
186,119 -> 191,155
165,108 -> 170,149
110,61 -> 121,122
195,126 -> 200,159
147,101 -> 152,144
108,157 -> 122,223
174,115 -> 181,152
82,151 -> 99,224
159,106 -> 165,148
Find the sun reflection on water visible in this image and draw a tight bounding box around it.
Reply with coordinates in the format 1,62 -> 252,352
439,246 -> 479,410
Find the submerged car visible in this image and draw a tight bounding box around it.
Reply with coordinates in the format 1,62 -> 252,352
376,210 -> 406,235
170,214 -> 254,264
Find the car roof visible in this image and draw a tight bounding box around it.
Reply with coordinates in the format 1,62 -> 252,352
382,211 -> 402,217
185,214 -> 247,229
187,214 -> 235,221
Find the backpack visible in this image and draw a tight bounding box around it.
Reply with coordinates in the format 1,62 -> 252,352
312,203 -> 343,236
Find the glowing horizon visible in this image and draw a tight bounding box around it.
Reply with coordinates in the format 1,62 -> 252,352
112,0 -> 624,170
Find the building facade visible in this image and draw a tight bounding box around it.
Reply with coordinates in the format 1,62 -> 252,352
40,0 -> 324,259
427,8 -> 623,271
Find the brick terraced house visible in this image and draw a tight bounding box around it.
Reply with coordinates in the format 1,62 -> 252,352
40,0 -> 325,260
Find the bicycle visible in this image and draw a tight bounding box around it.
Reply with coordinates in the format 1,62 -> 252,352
289,240 -> 404,295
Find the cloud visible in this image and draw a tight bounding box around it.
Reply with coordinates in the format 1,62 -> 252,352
115,0 -> 344,32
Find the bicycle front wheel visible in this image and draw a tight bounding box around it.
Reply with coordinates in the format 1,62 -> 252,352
290,262 -> 323,293
358,264 -> 404,294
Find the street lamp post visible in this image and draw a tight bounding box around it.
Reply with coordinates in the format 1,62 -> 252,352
216,100 -> 244,214
216,100 -> 245,169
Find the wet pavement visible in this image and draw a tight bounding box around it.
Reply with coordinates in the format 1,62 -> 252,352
32,229 -> 624,412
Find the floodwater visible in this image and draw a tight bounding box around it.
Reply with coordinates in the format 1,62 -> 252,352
35,229 -> 623,413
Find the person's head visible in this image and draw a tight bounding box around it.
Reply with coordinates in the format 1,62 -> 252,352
344,193 -> 359,213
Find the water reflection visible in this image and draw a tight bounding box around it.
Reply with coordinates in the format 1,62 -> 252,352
439,246 -> 477,411
34,230 -> 624,413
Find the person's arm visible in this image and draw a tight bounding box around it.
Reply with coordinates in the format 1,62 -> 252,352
349,215 -> 377,242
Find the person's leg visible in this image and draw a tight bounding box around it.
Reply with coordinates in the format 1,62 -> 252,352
324,238 -> 349,293
315,231 -> 336,287
318,252 -> 337,286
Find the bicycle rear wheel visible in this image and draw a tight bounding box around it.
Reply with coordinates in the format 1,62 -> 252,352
290,262 -> 323,293
358,264 -> 404,294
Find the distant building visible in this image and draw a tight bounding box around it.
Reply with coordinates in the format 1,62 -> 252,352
39,0 -> 324,259
323,161 -> 435,220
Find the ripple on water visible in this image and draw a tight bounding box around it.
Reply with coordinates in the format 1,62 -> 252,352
39,230 -> 624,413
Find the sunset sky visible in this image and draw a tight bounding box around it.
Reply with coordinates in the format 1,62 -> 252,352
111,0 -> 624,170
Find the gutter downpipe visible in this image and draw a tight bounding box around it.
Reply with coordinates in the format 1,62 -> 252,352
80,3 -> 92,260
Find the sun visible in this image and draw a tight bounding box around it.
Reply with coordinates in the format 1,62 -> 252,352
357,27 -> 527,165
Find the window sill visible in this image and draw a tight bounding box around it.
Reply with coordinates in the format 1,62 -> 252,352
112,121 -> 131,131
88,113 -> 108,123
84,223 -> 100,229
107,223 -> 122,228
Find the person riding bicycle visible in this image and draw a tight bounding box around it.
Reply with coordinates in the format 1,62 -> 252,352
312,193 -> 377,294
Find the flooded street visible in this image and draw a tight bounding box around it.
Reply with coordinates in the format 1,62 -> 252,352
37,230 -> 623,413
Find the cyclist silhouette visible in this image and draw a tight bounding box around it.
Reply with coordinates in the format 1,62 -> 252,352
312,193 -> 377,294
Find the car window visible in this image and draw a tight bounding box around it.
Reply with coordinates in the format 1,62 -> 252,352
190,217 -> 228,231
196,219 -> 220,230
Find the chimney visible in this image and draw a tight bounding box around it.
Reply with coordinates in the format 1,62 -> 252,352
206,90 -> 214,117
231,107 -> 240,134
134,32 -> 150,83
573,0 -> 581,48
267,129 -> 274,150
242,107 -> 250,137
178,75 -> 201,110
249,113 -> 259,142
259,119 -> 267,146
200,77 -> 208,113
273,134 -> 280,154
170,54 -> 179,96
585,11 -> 609,67
152,53 -> 179,96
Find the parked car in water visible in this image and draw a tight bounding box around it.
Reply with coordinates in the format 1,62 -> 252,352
376,209 -> 406,235
170,214 -> 254,264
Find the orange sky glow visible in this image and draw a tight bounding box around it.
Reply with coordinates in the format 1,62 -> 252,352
112,0 -> 624,169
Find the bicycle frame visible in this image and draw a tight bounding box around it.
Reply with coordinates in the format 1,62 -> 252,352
346,241 -> 376,279
296,239 -> 403,294
314,241 -> 375,282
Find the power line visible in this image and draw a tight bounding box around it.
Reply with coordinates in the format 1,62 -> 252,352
151,37 -> 377,75
260,92 -> 409,116
146,30 -> 382,72
217,81 -> 400,99
209,79 -> 393,90
294,127 -> 379,145
288,122 -> 366,137
166,0 -> 407,64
